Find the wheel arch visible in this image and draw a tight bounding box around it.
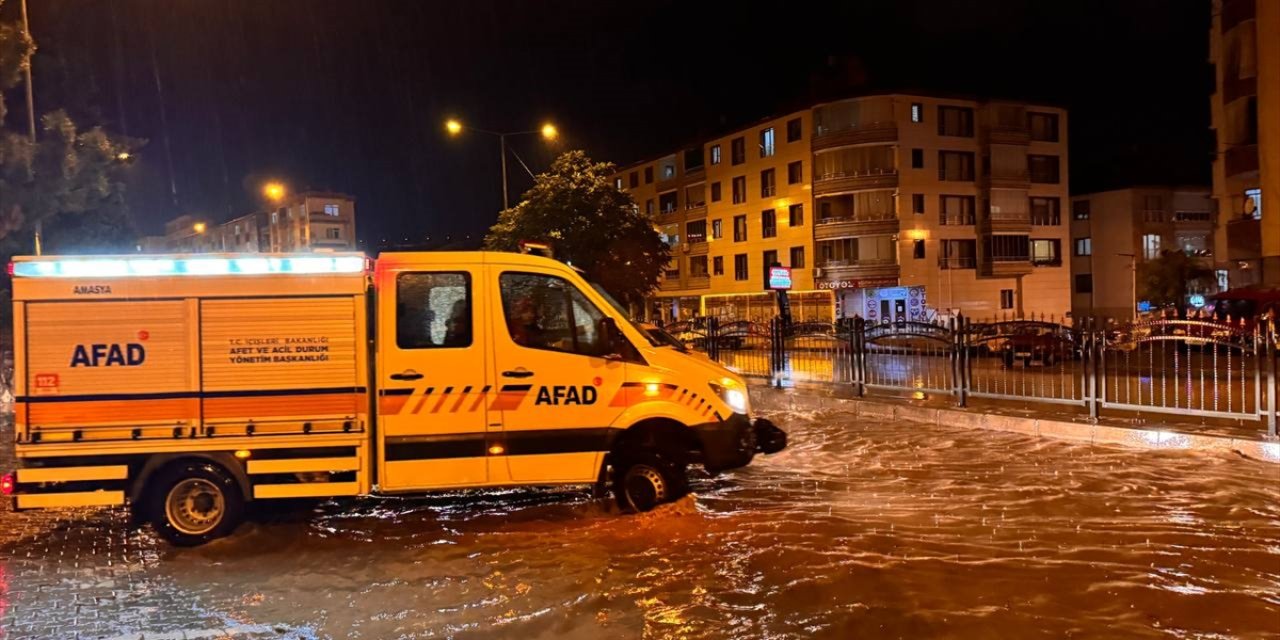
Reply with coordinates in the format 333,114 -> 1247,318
129,452 -> 251,505
605,416 -> 700,468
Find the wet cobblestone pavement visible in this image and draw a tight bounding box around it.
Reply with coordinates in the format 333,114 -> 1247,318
2,409 -> 1278,639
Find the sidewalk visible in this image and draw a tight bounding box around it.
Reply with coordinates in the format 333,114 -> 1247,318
748,379 -> 1280,465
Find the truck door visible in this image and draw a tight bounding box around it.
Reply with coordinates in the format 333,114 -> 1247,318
486,267 -> 627,483
377,268 -> 490,490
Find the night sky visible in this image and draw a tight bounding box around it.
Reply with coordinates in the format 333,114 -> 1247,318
4,0 -> 1212,249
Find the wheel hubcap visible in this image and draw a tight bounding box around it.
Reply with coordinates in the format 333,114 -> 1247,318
624,465 -> 667,511
165,478 -> 225,535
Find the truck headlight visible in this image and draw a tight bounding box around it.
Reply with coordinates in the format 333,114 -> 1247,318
708,380 -> 749,415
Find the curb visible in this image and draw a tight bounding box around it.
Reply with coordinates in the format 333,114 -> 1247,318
749,385 -> 1280,465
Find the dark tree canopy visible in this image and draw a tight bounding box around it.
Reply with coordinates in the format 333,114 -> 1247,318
1138,249 -> 1214,313
485,151 -> 669,306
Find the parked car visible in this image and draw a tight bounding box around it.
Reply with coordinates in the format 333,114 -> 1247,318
1001,325 -> 1072,367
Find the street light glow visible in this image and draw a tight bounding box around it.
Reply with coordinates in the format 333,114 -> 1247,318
541,123 -> 558,140
445,119 -> 463,135
116,151 -> 131,161
192,222 -> 207,234
263,182 -> 286,201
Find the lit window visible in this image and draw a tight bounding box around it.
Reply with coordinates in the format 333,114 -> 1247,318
1000,289 -> 1014,309
323,204 -> 340,216
1245,188 -> 1262,220
1074,238 -> 1092,256
1142,233 -> 1161,260
710,145 -> 722,165
911,103 -> 923,123
760,128 -> 775,158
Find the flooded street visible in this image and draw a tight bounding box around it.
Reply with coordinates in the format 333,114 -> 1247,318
3,409 -> 1279,639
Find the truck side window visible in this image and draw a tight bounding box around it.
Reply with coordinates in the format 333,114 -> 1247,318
500,272 -> 606,356
397,272 -> 472,349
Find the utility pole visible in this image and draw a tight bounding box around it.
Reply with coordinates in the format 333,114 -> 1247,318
20,0 -> 41,255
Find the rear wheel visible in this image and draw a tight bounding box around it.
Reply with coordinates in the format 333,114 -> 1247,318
147,461 -> 245,546
611,452 -> 688,513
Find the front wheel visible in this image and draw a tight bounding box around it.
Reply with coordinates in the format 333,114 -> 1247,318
147,461 -> 245,547
611,452 -> 688,513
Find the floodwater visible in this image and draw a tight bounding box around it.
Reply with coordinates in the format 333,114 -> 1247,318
2,410 -> 1279,639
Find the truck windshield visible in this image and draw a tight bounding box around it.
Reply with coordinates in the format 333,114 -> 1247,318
588,282 -> 664,347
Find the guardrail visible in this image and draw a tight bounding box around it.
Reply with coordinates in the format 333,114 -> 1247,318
658,314 -> 1280,438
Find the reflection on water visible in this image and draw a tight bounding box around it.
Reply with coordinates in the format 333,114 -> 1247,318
2,411 -> 1279,638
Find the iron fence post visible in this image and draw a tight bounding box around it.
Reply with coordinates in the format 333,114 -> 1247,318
707,316 -> 719,362
952,315 -> 967,407
1087,316 -> 1102,421
852,315 -> 866,397
1267,318 -> 1277,438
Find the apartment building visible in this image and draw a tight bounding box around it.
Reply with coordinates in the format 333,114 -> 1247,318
154,192 -> 357,254
1070,187 -> 1215,320
1210,0 -> 1279,287
614,94 -> 1071,323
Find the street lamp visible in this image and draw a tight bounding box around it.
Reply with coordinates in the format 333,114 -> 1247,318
193,222 -> 207,234
262,181 -> 286,202
444,118 -> 560,210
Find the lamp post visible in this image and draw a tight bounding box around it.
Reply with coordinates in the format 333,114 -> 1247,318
262,182 -> 287,252
444,119 -> 558,210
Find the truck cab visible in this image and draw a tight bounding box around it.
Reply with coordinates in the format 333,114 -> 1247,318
5,251 -> 785,545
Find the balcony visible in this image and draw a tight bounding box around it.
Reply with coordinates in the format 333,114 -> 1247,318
982,170 -> 1030,190
687,275 -> 711,290
684,241 -> 709,256
811,122 -> 898,152
938,256 -> 977,270
659,276 -> 684,292
983,209 -> 1031,233
1225,144 -> 1259,177
980,255 -> 1033,277
816,258 -> 900,284
1223,75 -> 1257,103
812,169 -> 898,196
985,125 -> 1030,146
1227,217 -> 1261,261
684,202 -> 707,219
814,213 -> 899,240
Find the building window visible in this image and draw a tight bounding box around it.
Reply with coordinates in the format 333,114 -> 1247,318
690,255 -> 709,277
732,176 -> 747,204
1074,237 -> 1092,256
644,166 -> 653,184
761,209 -> 777,238
760,128 -> 775,157
659,192 -> 678,214
710,182 -> 722,202
659,223 -> 680,247
985,235 -> 1030,262
629,172 -> 639,188
713,256 -> 725,276
645,199 -> 654,215
686,220 -> 707,244
1030,197 -> 1061,225
733,215 -> 748,242
912,194 -> 925,215
760,169 -> 776,197
789,203 -> 804,226
762,250 -> 778,279
271,211 -> 278,224
911,103 -> 923,123
326,227 -> 341,240
1073,200 -> 1090,220
940,195 -> 976,225
938,106 -> 975,137
1000,289 -> 1015,310
1027,112 -> 1059,142
1029,155 -> 1060,183
1216,269 -> 1228,291
1142,233 -> 1161,260
711,219 -> 723,239
790,246 -> 805,268
787,160 -> 803,184
1245,188 -> 1262,219
731,137 -> 745,165
661,163 -> 676,180
323,204 -> 340,216
940,239 -> 977,269
913,239 -> 925,259
397,272 -> 472,349
911,148 -> 924,169
710,145 -> 722,165
1031,239 -> 1061,265
938,151 -> 975,181
786,117 -> 802,142
614,177 -> 624,190
1075,273 -> 1093,294
734,254 -> 748,281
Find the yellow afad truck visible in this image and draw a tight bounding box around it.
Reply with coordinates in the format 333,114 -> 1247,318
3,252 -> 785,545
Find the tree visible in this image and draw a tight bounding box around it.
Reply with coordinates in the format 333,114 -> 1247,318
485,151 -> 669,306
1138,249 -> 1214,315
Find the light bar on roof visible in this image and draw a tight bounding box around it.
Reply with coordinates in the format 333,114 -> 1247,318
11,256 -> 366,278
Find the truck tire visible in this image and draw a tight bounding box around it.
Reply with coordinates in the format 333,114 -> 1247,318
611,452 -> 688,513
147,461 -> 245,547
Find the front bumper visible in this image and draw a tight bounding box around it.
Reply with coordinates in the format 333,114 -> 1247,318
694,414 -> 788,473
